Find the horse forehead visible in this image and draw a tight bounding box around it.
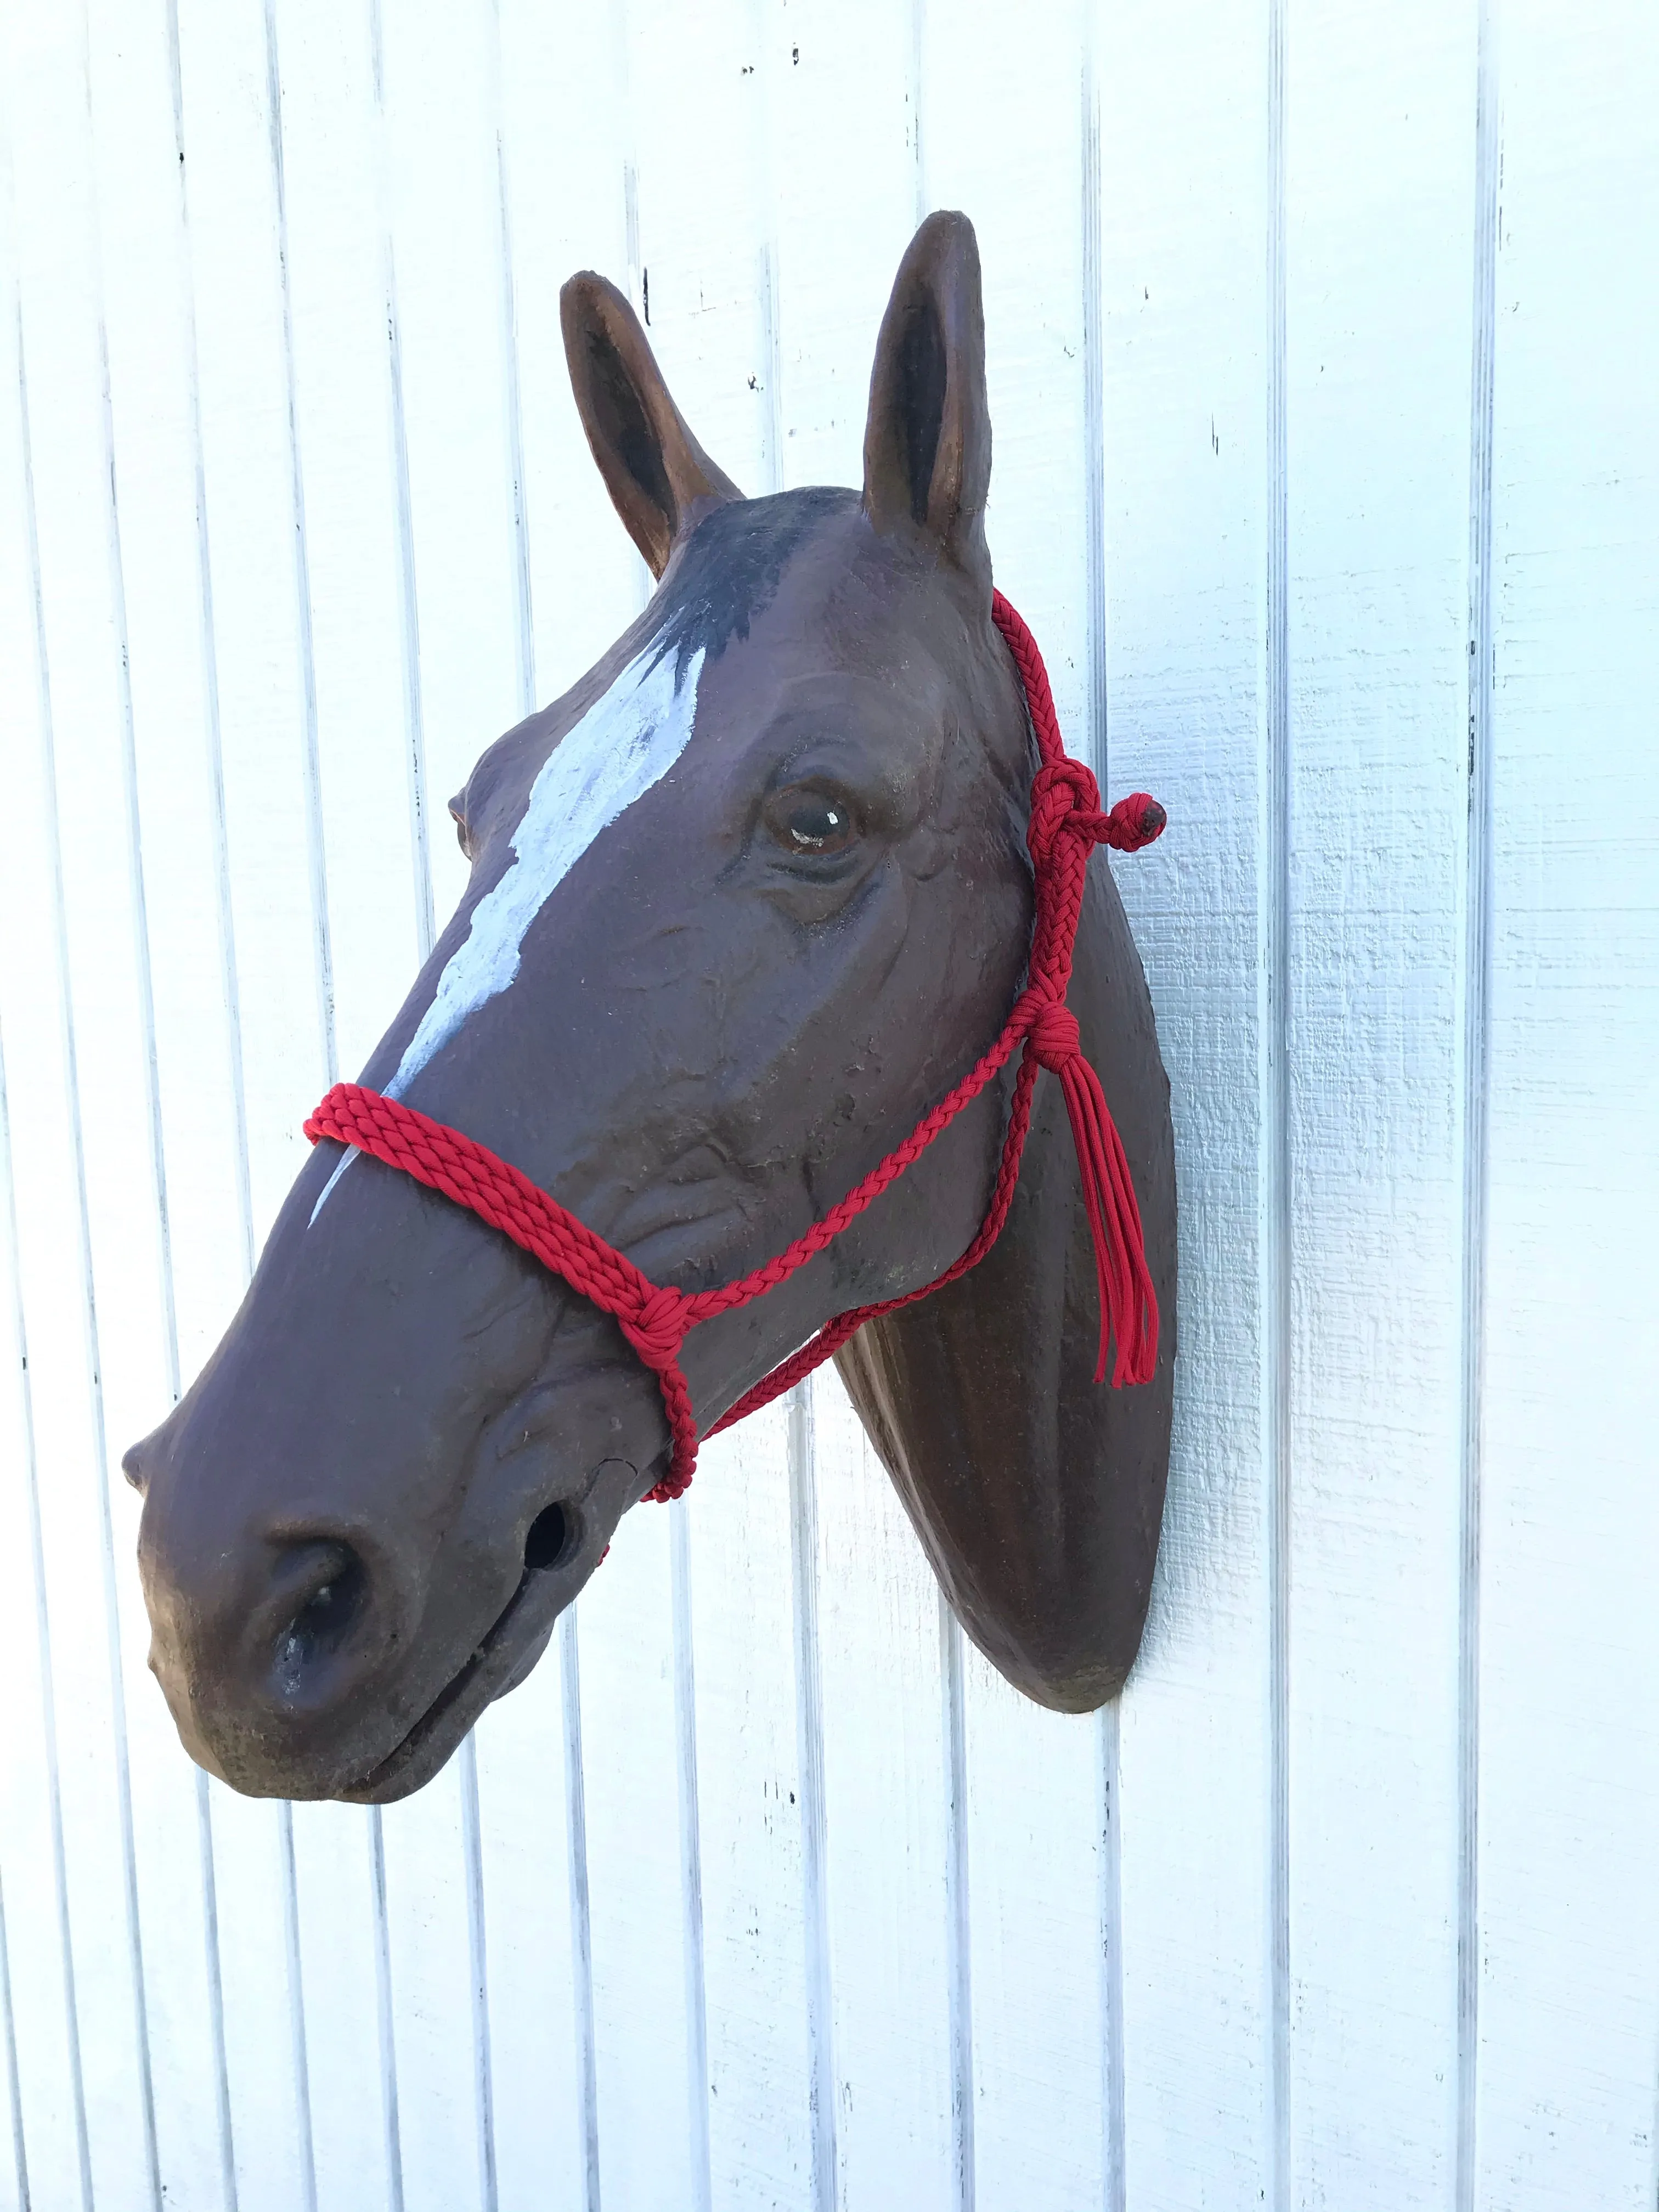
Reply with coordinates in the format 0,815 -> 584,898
697,653 -> 947,737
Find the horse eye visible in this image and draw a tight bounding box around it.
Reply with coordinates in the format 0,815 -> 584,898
772,789 -> 855,856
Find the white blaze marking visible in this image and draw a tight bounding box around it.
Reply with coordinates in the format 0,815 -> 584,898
310,639 -> 703,1225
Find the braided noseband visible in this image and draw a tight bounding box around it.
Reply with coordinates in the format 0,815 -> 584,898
305,592 -> 1165,1503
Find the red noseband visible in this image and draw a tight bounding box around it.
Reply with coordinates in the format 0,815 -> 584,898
304,592 -> 1165,1502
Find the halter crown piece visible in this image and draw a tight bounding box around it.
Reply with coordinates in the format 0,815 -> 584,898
305,593 -> 1166,1503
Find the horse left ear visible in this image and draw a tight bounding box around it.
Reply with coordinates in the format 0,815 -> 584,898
560,272 -> 742,578
862,210 -> 992,595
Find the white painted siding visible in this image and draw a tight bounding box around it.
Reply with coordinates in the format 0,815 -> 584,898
1,1 -> 1655,2207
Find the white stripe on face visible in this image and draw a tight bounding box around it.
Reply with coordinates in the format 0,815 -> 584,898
311,639 -> 704,1225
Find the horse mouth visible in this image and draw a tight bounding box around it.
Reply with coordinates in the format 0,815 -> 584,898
336,1511 -> 587,1804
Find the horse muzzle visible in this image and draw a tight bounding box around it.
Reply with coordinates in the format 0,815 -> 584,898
127,1395 -> 642,1801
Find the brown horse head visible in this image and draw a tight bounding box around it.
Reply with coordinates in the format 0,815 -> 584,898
125,212 -> 1176,1803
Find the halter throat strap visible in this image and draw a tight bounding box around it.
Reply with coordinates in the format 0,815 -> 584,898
304,592 -> 1164,1502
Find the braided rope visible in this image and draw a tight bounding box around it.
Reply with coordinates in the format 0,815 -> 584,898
305,590 -> 1165,1503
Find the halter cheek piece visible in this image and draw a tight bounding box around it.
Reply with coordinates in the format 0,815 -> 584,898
305,593 -> 1166,1504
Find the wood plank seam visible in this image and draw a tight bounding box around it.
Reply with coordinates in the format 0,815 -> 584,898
13,187 -> 162,2201
788,1381 -> 837,2212
366,1805 -> 406,2212
910,65 -> 978,2212
162,0 -> 253,1289
1080,20 -> 1127,2204
459,1739 -> 499,2212
756,83 -> 839,2192
154,15 -> 246,2186
486,0 -> 534,731
368,0 -> 435,963
558,1611 -> 601,2212
256,12 -> 330,2198
1263,0 -> 1293,2198
1457,2 -> 1501,2202
669,1502 -> 713,2212
276,1803 -> 319,2212
80,48 -> 168,2189
0,1001 -> 91,2212
0,1863 -> 28,2208
940,1595 -> 974,2212
262,0 -> 336,1092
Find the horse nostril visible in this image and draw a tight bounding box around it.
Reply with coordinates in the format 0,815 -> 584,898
272,1543 -> 369,1700
524,1501 -> 580,1573
122,1443 -> 148,1496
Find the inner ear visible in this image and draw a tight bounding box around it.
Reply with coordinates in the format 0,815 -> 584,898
586,333 -> 675,525
899,295 -> 949,524
560,272 -> 741,578
862,210 -> 991,592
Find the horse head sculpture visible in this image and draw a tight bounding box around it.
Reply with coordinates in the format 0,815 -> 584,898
125,211 -> 1176,1804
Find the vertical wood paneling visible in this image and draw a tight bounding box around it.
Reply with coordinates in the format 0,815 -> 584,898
2,4 -> 1657,2207
94,0 -> 262,2163
1263,2 -> 1293,2197
1456,5 -> 1500,2200
787,1385 -> 837,2212
579,1498 -> 703,2212
0,1859 -> 26,2211
812,1384 -> 953,2212
471,1604 -> 585,2212
1284,4 -> 1478,2197
16,1 -> 263,2201
1096,3 -> 1277,2203
0,9 -> 222,2205
1475,4 -> 1659,2203
0,964 -> 87,2212
496,0 -> 637,702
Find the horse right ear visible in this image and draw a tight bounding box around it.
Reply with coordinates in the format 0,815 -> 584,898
862,210 -> 992,595
560,274 -> 741,578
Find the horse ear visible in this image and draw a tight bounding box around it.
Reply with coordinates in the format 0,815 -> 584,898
560,273 -> 742,578
862,210 -> 991,591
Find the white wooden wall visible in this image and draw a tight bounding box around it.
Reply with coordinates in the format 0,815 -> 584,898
1,0 -> 1654,2206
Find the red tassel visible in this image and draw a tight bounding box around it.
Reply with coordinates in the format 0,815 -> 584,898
1056,1054 -> 1158,1387
1026,1001 -> 1158,1387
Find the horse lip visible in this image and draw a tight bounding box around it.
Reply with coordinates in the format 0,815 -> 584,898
335,1557 -> 563,1803
333,1456 -> 647,1804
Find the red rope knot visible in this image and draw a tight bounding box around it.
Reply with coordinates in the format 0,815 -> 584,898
1026,998 -> 1082,1072
1026,758 -> 1104,870
1105,793 -> 1167,852
618,1283 -> 691,1373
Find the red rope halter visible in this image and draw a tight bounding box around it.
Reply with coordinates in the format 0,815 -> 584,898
304,592 -> 1165,1503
